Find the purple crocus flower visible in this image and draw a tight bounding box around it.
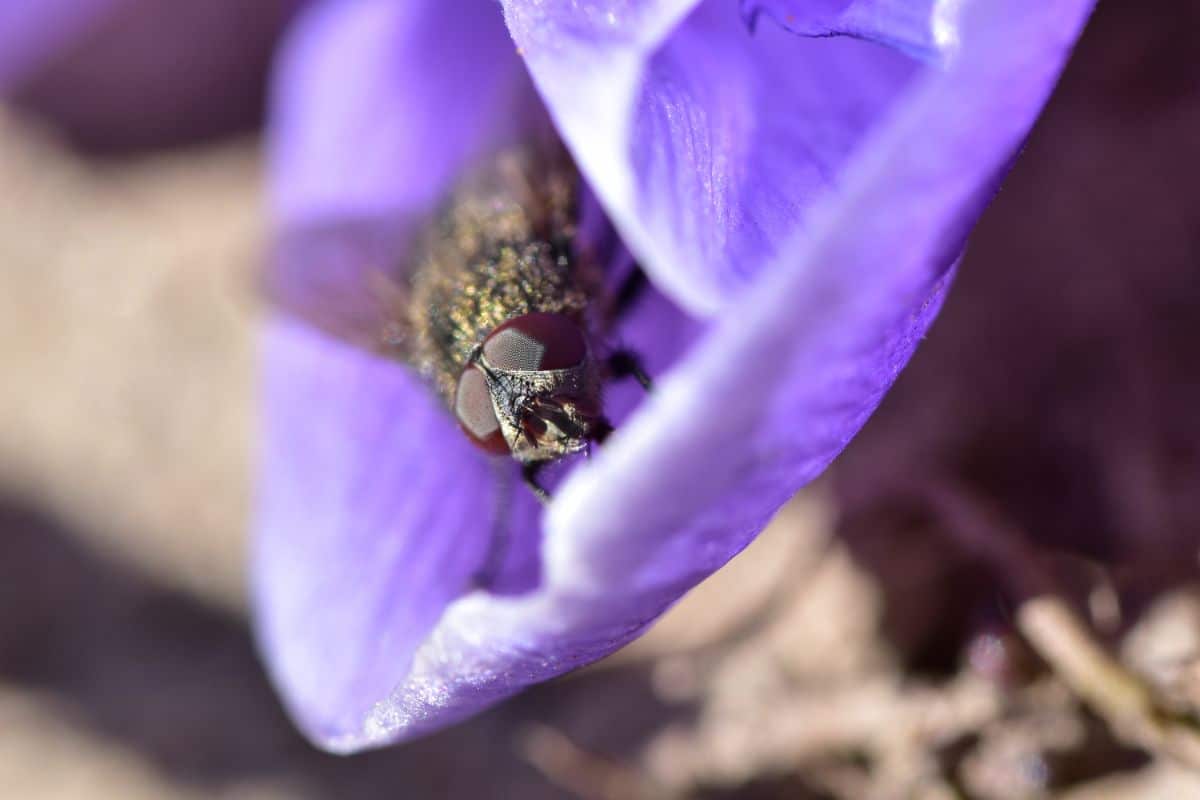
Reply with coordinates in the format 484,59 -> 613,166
257,0 -> 1094,752
3,0 -> 1096,754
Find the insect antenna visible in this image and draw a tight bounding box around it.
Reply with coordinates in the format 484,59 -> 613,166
607,350 -> 653,391
608,263 -> 649,322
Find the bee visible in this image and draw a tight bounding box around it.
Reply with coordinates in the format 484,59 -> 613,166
271,145 -> 650,503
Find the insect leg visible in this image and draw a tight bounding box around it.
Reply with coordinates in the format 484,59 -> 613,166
522,462 -> 552,506
607,263 -> 650,323
590,416 -> 614,445
607,350 -> 653,391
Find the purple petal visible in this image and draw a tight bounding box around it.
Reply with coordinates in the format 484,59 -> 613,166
257,0 -> 1093,751
740,0 -> 958,61
504,0 -> 926,314
0,0 -> 122,91
270,0 -> 537,233
254,320 -> 500,743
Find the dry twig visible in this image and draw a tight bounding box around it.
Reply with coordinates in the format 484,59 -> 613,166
1017,596 -> 1200,769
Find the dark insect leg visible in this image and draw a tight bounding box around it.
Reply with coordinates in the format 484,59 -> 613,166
607,349 -> 653,391
590,416 -> 614,445
606,263 -> 650,324
522,462 -> 552,506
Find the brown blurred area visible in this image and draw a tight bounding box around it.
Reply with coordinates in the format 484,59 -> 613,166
1,1 -> 1199,798
836,0 -> 1200,668
11,0 -> 302,154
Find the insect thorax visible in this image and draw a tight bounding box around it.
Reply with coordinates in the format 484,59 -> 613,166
407,149 -> 601,404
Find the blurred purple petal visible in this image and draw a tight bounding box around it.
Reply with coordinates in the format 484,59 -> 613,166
270,0 -> 537,233
0,0 -> 121,91
257,0 -> 1092,750
254,320 -> 500,745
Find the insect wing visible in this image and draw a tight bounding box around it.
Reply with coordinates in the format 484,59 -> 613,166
265,218 -> 414,359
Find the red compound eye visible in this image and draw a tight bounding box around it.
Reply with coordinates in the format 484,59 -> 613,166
454,365 -> 509,454
482,312 -> 587,372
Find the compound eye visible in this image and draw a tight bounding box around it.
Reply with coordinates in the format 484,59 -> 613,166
482,312 -> 587,372
454,365 -> 509,454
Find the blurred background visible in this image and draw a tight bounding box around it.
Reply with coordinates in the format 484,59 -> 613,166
1,1 -> 1198,798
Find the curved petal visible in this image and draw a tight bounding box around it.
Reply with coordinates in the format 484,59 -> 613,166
254,319 -> 500,743
0,0 -> 123,91
548,0 -> 1092,595
503,0 -> 938,314
257,0 -> 1093,751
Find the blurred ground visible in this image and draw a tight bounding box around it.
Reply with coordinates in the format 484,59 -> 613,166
1,1 -> 1199,798
0,114 -> 256,611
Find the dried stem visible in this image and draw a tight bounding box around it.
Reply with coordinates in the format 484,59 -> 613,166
899,478 -> 1200,769
1017,595 -> 1200,769
518,723 -> 663,800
